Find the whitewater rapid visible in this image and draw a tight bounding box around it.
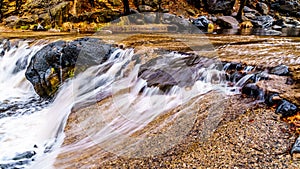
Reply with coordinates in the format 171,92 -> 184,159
0,38 -> 247,168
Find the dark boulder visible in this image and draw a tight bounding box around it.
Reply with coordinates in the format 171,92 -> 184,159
25,38 -> 115,98
192,16 -> 210,30
265,93 -> 281,106
230,72 -> 243,83
138,54 -> 213,91
275,99 -> 298,117
217,16 -> 239,29
270,65 -> 289,76
241,83 -> 264,100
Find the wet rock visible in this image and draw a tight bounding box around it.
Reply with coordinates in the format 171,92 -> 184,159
217,16 -> 239,29
242,83 -> 264,99
162,13 -> 175,24
143,13 -> 157,23
251,15 -> 274,28
13,55 -> 29,74
0,39 -> 11,57
285,77 -> 294,85
12,151 -> 36,161
256,2 -> 269,15
275,100 -> 298,117
292,136 -> 300,154
138,55 -> 212,91
230,72 -> 243,83
270,65 -> 289,76
223,62 -> 243,72
192,16 -> 210,30
265,93 -> 281,106
277,1 -> 300,15
205,0 -> 235,14
25,38 -> 115,98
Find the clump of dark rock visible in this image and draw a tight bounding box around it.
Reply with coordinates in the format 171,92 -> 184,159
241,83 -> 264,100
264,93 -> 281,106
275,99 -> 298,118
270,65 -> 289,76
292,137 -> 300,154
12,151 -> 36,161
192,16 -> 210,30
25,38 -> 116,98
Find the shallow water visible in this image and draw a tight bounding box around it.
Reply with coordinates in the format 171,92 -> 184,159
0,33 -> 299,168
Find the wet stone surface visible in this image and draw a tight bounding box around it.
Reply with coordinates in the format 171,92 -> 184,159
0,97 -> 49,119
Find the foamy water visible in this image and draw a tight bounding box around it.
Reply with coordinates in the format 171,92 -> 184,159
0,39 -> 255,168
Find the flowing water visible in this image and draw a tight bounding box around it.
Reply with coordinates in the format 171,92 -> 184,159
0,35 -> 298,168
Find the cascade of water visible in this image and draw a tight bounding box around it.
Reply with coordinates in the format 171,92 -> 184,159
0,41 -> 236,168
0,40 -> 47,101
234,74 -> 254,87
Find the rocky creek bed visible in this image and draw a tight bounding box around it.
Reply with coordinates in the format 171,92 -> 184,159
0,33 -> 300,168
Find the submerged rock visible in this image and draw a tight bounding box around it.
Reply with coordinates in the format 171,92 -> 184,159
25,38 -> 115,98
12,151 -> 36,161
265,93 -> 281,106
138,54 -> 219,91
275,100 -> 298,117
270,65 -> 289,76
292,136 -> 300,154
192,16 -> 210,30
242,83 -> 264,100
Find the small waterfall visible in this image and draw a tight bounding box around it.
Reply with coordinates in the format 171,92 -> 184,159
0,39 -> 264,169
235,74 -> 254,87
0,40 -> 46,101
27,47 -> 230,168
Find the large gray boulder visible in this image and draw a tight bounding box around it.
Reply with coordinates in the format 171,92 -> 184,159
25,38 -> 115,98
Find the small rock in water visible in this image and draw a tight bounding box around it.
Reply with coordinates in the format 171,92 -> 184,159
12,151 -> 36,161
291,136 -> 300,154
286,77 -> 294,85
192,16 -> 209,30
265,93 -> 281,106
230,72 -> 243,83
242,83 -> 264,99
275,100 -> 298,117
270,65 -> 289,76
